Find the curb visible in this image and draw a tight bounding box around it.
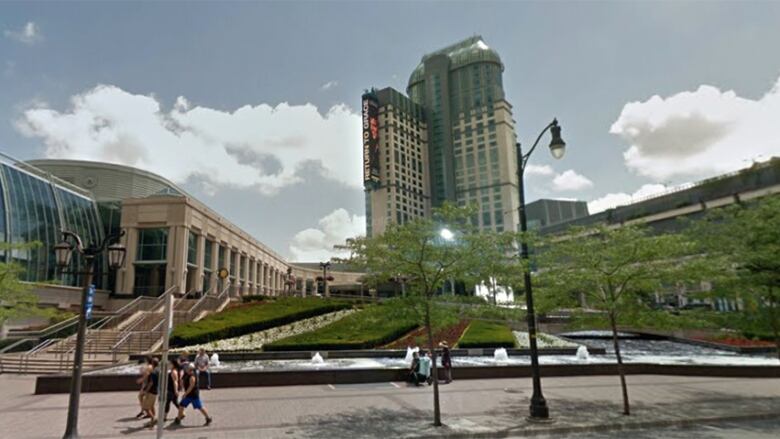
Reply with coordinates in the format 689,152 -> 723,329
422,411 -> 780,438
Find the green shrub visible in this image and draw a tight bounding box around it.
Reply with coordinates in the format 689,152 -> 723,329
264,304 -> 417,351
240,295 -> 273,303
457,320 -> 516,348
170,298 -> 349,347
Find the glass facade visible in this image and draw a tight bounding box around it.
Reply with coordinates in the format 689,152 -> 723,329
134,228 -> 168,296
0,162 -> 104,286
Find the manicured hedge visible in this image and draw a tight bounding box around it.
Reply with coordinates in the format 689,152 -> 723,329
240,295 -> 272,303
264,304 -> 418,351
457,320 -> 516,348
170,298 -> 349,347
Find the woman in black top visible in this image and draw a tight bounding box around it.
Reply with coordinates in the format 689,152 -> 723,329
164,358 -> 181,418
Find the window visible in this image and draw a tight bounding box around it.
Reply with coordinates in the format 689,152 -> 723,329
137,228 -> 168,262
187,231 -> 198,266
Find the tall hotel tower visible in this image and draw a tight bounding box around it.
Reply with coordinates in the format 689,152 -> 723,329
363,36 -> 519,236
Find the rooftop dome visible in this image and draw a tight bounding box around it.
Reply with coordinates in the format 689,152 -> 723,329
408,36 -> 502,86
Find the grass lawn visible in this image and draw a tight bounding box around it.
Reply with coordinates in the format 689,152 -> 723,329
457,320 -> 516,348
170,298 -> 349,347
264,304 -> 418,351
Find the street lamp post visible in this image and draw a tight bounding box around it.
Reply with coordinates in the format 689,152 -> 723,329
55,230 -> 126,439
317,261 -> 333,297
516,118 -> 567,421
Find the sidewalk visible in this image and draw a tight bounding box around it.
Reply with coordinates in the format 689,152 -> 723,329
1,374 -> 778,438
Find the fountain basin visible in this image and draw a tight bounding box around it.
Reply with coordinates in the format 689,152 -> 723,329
36,362 -> 780,395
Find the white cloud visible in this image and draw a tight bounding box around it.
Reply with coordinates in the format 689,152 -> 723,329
320,80 -> 339,91
16,84 -> 363,195
552,169 -> 593,191
289,208 -> 366,261
611,76 -> 780,181
587,183 -> 669,214
4,21 -> 43,45
525,164 -> 555,176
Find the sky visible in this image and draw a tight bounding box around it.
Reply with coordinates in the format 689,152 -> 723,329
1,1 -> 779,261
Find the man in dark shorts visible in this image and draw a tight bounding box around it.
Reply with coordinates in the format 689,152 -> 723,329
174,363 -> 213,426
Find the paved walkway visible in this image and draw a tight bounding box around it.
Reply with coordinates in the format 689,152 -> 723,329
1,374 -> 779,438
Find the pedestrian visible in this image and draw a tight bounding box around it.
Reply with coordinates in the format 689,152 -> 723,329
419,350 -> 432,385
439,341 -> 452,383
135,356 -> 153,419
195,348 -> 211,390
174,363 -> 213,426
408,351 -> 422,386
142,357 -> 160,426
163,358 -> 181,420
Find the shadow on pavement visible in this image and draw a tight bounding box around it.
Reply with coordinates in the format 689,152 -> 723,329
293,407 -> 437,439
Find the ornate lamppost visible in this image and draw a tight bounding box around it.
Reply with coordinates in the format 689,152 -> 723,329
55,230 -> 126,439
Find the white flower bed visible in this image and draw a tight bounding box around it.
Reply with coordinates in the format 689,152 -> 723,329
513,331 -> 578,348
178,309 -> 356,352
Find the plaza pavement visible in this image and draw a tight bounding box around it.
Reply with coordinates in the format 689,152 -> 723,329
1,374 -> 779,438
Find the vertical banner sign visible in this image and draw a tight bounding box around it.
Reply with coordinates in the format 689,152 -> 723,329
362,93 -> 381,185
85,284 -> 96,320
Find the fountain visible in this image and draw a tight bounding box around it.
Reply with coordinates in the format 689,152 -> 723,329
493,348 -> 509,362
311,352 -> 324,364
576,345 -> 590,362
404,346 -> 419,363
210,352 -> 220,367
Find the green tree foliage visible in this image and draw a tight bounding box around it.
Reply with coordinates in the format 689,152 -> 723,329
0,243 -> 43,326
689,196 -> 780,359
536,225 -> 704,415
338,203 -> 498,427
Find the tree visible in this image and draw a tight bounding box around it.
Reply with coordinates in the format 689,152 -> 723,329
338,203 -> 490,427
462,230 -> 520,304
0,243 -> 43,327
690,196 -> 780,359
536,224 -> 703,415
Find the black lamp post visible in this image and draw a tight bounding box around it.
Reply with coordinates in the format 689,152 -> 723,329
56,230 -> 126,439
316,261 -> 333,297
516,118 -> 567,420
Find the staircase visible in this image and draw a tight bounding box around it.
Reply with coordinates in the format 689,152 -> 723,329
0,284 -> 232,375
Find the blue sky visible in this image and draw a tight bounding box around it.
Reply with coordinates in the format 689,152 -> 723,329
2,1 -> 779,260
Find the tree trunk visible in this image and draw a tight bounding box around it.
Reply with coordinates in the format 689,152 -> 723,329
609,312 -> 630,415
424,302 -> 442,426
491,279 -> 497,305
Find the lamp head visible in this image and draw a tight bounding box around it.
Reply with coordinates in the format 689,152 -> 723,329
54,240 -> 73,269
549,120 -> 566,160
107,242 -> 127,270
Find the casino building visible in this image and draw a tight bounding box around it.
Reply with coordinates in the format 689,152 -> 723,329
0,155 -> 362,311
363,36 -> 521,235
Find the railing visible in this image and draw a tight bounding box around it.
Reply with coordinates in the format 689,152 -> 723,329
108,286 -> 177,361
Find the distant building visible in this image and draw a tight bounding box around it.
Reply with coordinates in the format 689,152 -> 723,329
539,158 -> 780,311
364,36 -> 521,235
525,199 -> 589,229
540,158 -> 780,236
2,158 -> 361,311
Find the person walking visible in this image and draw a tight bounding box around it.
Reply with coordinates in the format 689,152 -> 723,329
142,358 -> 160,427
135,356 -> 153,419
174,363 -> 213,426
163,358 -> 181,420
439,341 -> 452,383
195,348 -> 211,390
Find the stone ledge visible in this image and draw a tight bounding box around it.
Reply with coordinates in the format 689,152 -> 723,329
35,363 -> 780,394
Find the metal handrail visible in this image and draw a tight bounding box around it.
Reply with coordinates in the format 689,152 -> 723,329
9,315 -> 80,338
109,286 -> 176,358
0,337 -> 35,354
